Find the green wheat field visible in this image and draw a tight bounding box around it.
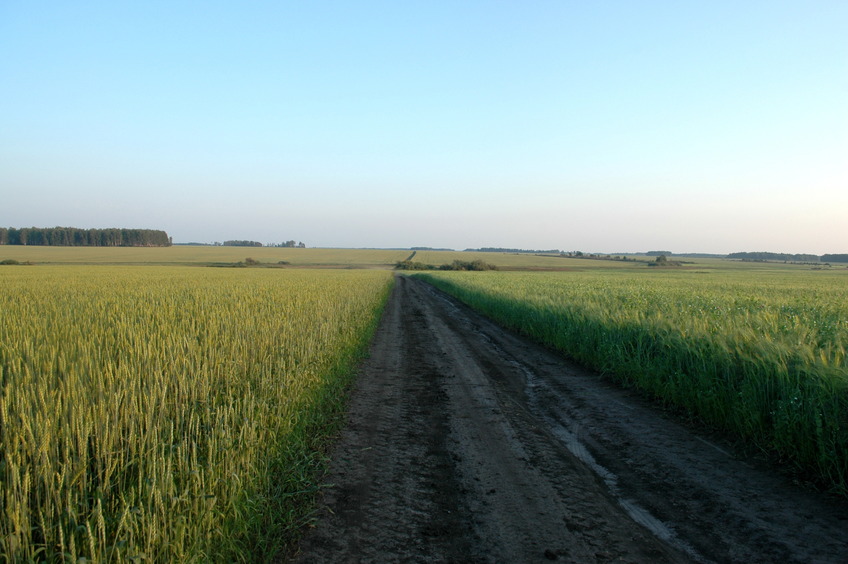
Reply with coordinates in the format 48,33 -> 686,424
415,266 -> 848,494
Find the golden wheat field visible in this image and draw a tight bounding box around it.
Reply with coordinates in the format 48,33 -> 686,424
0,245 -> 410,267
0,265 -> 393,562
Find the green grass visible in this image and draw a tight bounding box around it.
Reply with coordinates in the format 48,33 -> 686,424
414,267 -> 848,495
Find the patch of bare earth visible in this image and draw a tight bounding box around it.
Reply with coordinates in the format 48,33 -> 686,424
286,276 -> 848,563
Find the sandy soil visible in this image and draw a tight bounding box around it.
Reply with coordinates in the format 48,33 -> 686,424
287,276 -> 848,563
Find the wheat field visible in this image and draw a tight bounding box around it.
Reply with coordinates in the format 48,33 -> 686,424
0,265 -> 393,561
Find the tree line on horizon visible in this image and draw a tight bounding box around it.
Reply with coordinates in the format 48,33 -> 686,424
465,247 -> 562,253
0,227 -> 171,247
462,249 -> 848,263
823,254 -> 848,263
726,251 -> 848,263
218,240 -> 306,248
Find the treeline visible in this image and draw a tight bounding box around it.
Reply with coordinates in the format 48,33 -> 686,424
464,247 -> 561,253
222,240 -> 263,247
270,240 -> 306,248
652,251 -> 847,262
219,240 -> 306,248
728,252 -> 822,263
0,227 -> 171,247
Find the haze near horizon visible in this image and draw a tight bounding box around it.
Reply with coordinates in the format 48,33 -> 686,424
1,1 -> 845,254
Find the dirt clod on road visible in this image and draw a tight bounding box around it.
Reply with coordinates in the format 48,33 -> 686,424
289,276 -> 848,563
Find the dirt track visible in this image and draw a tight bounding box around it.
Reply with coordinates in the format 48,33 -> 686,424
289,276 -> 848,563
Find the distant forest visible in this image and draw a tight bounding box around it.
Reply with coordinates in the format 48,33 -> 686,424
222,240 -> 263,247
0,227 -> 171,247
221,240 -> 305,248
465,247 -> 562,253
727,251 -> 829,263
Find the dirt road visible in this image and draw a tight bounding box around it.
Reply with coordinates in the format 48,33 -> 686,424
290,276 -> 848,563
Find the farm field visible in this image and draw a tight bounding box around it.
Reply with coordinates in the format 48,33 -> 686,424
0,245 -> 411,267
408,249 -> 846,272
4,244 -> 843,271
414,267 -> 848,494
3,247 -> 848,561
0,264 -> 393,561
409,249 -> 647,270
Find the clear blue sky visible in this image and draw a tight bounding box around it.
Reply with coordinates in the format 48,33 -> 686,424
2,1 -> 846,253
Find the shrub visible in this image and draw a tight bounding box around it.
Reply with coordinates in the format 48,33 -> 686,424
395,260 -> 434,270
440,259 -> 498,271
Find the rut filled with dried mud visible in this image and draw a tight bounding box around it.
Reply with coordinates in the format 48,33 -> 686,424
288,275 -> 848,563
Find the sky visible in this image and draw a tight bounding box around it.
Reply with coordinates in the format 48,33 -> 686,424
1,1 -> 846,254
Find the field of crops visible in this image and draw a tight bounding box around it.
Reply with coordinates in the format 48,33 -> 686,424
0,245 -> 410,267
0,265 -> 393,561
414,268 -> 848,494
4,246 -> 847,560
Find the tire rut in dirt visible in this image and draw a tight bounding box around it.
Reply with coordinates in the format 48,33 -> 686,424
408,278 -> 688,563
289,276 -> 848,564
288,276 -> 477,562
